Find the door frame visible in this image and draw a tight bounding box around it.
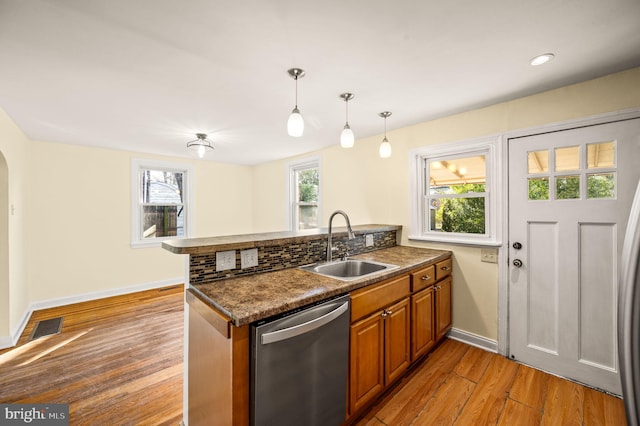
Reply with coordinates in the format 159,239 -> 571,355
497,107 -> 640,356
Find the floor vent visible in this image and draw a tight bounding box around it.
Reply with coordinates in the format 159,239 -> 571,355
30,317 -> 63,341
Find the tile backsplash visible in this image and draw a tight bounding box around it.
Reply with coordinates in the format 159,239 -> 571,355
189,230 -> 397,284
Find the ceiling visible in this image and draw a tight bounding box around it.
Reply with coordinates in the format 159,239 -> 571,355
1,0 -> 639,166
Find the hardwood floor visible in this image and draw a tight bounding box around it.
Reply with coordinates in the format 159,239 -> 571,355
354,338 -> 627,426
1,287 -> 626,425
0,285 -> 184,425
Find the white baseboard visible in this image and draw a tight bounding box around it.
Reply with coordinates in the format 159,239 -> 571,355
447,327 -> 498,353
0,277 -> 183,350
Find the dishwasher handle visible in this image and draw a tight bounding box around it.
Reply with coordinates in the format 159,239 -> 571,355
261,300 -> 349,345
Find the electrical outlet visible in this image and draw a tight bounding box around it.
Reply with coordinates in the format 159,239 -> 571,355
481,248 -> 498,263
216,250 -> 236,271
365,234 -> 374,247
241,248 -> 259,269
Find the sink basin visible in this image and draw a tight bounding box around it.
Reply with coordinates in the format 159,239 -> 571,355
300,259 -> 398,281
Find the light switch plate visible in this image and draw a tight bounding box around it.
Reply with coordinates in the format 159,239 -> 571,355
240,248 -> 259,269
216,250 -> 236,271
365,234 -> 374,247
481,248 -> 498,263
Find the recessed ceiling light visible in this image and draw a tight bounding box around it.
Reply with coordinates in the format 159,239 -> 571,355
530,53 -> 555,66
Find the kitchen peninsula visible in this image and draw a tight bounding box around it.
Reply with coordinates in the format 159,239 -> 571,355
163,225 -> 452,425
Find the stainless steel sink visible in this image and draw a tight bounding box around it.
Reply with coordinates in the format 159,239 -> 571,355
300,259 -> 398,281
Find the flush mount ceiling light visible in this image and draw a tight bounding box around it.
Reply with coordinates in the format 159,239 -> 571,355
378,111 -> 392,158
186,133 -> 213,159
287,68 -> 305,137
530,53 -> 555,66
339,93 -> 355,148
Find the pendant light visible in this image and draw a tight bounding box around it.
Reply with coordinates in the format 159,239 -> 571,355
287,68 -> 305,137
339,93 -> 355,148
378,111 -> 392,158
186,133 -> 214,159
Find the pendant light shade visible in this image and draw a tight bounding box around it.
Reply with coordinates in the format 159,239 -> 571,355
187,133 -> 214,159
339,93 -> 355,148
287,68 -> 305,137
378,111 -> 392,158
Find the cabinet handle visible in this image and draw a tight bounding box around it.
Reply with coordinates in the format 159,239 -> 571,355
421,275 -> 431,280
386,309 -> 393,315
441,266 -> 449,271
435,285 -> 441,290
381,311 -> 387,318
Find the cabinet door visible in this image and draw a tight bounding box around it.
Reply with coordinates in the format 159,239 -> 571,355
435,276 -> 452,341
349,312 -> 385,414
384,297 -> 411,385
411,286 -> 435,362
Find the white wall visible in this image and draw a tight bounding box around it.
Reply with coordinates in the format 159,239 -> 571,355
253,67 -> 640,341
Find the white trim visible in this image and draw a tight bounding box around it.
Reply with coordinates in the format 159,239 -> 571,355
447,328 -> 498,353
408,135 -> 503,246
131,158 -> 194,248
498,107 -> 640,358
285,156 -> 322,231
0,277 -> 182,350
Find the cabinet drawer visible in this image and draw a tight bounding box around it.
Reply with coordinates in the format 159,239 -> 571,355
351,275 -> 410,322
435,258 -> 452,281
410,265 -> 435,292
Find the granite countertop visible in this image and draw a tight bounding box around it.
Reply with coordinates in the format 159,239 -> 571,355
163,224 -> 401,255
190,245 -> 451,327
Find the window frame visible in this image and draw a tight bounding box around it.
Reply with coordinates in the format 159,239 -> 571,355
286,156 -> 322,231
131,158 -> 193,248
409,137 -> 503,246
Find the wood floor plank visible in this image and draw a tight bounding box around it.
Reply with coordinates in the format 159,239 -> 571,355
0,286 -> 183,425
497,398 -> 542,425
583,387 -> 627,426
509,364 -> 551,411
454,355 -> 519,424
453,345 -> 493,383
540,375 -> 584,426
412,372 -> 475,425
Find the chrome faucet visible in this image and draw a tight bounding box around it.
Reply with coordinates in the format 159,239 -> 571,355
326,210 -> 356,262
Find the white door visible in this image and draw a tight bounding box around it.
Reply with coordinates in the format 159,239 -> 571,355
508,118 -> 640,395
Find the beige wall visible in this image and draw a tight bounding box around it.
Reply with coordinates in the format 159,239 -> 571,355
0,108 -> 30,340
24,141 -> 254,302
253,67 -> 640,341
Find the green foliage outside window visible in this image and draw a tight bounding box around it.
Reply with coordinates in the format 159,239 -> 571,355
435,184 -> 486,234
298,168 -> 319,202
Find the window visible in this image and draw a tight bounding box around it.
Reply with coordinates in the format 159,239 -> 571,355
410,138 -> 502,246
288,157 -> 321,231
131,159 -> 193,247
527,141 -> 616,201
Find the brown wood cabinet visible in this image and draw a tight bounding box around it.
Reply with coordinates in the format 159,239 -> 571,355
349,274 -> 411,414
435,276 -> 452,341
348,255 -> 453,420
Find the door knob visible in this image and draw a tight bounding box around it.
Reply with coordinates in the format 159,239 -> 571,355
512,259 -> 523,268
513,242 -> 522,250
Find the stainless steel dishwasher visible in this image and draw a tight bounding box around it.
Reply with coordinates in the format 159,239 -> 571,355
250,294 -> 350,426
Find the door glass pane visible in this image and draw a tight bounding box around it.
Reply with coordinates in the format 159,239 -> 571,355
528,150 -> 549,173
556,175 -> 580,199
555,146 -> 580,172
587,173 -> 615,199
429,197 -> 485,234
528,177 -> 549,200
587,141 -> 615,169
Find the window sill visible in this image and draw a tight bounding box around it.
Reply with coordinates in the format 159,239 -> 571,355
408,234 -> 502,248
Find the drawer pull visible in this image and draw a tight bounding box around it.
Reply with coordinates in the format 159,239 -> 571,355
386,309 -> 393,315
381,311 -> 387,318
441,266 -> 449,271
421,275 -> 431,280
